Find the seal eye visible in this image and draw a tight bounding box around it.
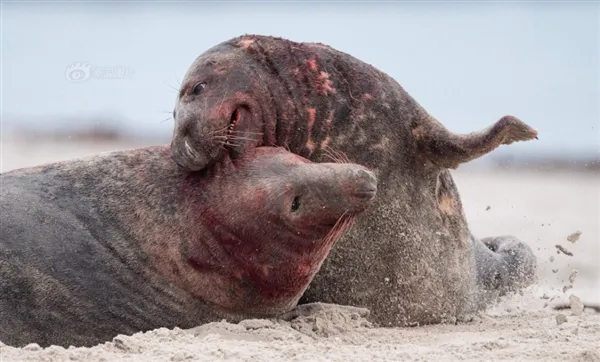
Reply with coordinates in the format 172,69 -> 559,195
191,82 -> 205,95
291,196 -> 301,212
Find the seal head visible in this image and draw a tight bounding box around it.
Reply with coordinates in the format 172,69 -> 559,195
171,42 -> 273,171
184,147 -> 377,315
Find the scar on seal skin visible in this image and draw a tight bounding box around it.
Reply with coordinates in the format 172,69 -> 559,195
169,34 -> 539,327
0,146 -> 376,348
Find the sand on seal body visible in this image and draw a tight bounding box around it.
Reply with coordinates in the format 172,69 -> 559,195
169,34 -> 538,327
0,146 -> 377,347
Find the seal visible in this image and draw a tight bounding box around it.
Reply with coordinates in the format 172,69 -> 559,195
0,146 -> 377,348
169,34 -> 539,326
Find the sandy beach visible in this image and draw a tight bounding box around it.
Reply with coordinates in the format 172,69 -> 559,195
1,137 -> 598,362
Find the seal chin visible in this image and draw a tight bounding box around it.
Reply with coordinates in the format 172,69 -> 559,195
353,188 -> 377,200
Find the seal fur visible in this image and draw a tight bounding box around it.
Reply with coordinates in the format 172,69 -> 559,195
170,34 -> 539,326
0,146 -> 377,347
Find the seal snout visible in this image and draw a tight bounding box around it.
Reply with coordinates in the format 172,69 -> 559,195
170,136 -> 210,171
353,169 -> 378,200
358,169 -> 377,186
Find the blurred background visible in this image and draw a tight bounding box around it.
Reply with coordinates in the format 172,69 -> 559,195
2,2 -> 599,303
2,1 -> 599,170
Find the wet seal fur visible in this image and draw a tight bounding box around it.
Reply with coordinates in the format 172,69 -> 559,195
170,34 -> 539,326
0,146 -> 377,347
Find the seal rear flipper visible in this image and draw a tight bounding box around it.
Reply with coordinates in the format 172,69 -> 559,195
414,115 -> 538,169
475,235 -> 537,296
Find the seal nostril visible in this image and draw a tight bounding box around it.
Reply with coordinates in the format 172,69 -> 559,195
358,170 -> 377,185
173,110 -> 177,120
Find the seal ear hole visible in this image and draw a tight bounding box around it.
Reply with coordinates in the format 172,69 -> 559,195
191,82 -> 206,96
291,196 -> 301,212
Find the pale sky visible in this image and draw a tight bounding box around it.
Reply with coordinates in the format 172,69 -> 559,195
3,2 -> 599,157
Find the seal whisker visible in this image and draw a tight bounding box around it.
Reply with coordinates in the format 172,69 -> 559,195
213,137 -> 261,145
228,131 -> 264,136
320,147 -> 337,163
328,146 -> 350,164
330,154 -> 344,164
162,80 -> 179,93
160,116 -> 173,124
218,136 -> 261,142
338,151 -> 350,164
341,151 -> 351,163
210,125 -> 230,137
336,215 -> 356,244
323,210 -> 350,247
214,134 -> 260,140
329,218 -> 350,246
330,214 -> 346,241
324,146 -> 344,164
322,146 -> 345,164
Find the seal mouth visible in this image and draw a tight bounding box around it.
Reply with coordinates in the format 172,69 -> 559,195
221,108 -> 242,159
223,106 -> 254,159
354,188 -> 377,199
227,108 -> 241,137
225,108 -> 242,151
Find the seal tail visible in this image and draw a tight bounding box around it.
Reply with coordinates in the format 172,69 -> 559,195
414,115 -> 538,169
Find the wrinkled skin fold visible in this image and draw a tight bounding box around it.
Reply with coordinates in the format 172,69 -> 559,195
0,146 -> 376,347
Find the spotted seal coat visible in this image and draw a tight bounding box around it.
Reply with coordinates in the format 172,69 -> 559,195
169,34 -> 538,326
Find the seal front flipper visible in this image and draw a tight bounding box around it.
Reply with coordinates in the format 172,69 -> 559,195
414,115 -> 539,169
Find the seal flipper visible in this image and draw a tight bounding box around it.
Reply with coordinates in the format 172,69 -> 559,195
475,235 -> 537,296
414,115 -> 538,169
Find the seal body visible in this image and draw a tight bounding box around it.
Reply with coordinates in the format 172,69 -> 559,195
170,34 -> 538,326
0,146 -> 376,347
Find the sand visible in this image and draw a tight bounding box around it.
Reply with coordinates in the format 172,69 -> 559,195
1,137 -> 599,362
